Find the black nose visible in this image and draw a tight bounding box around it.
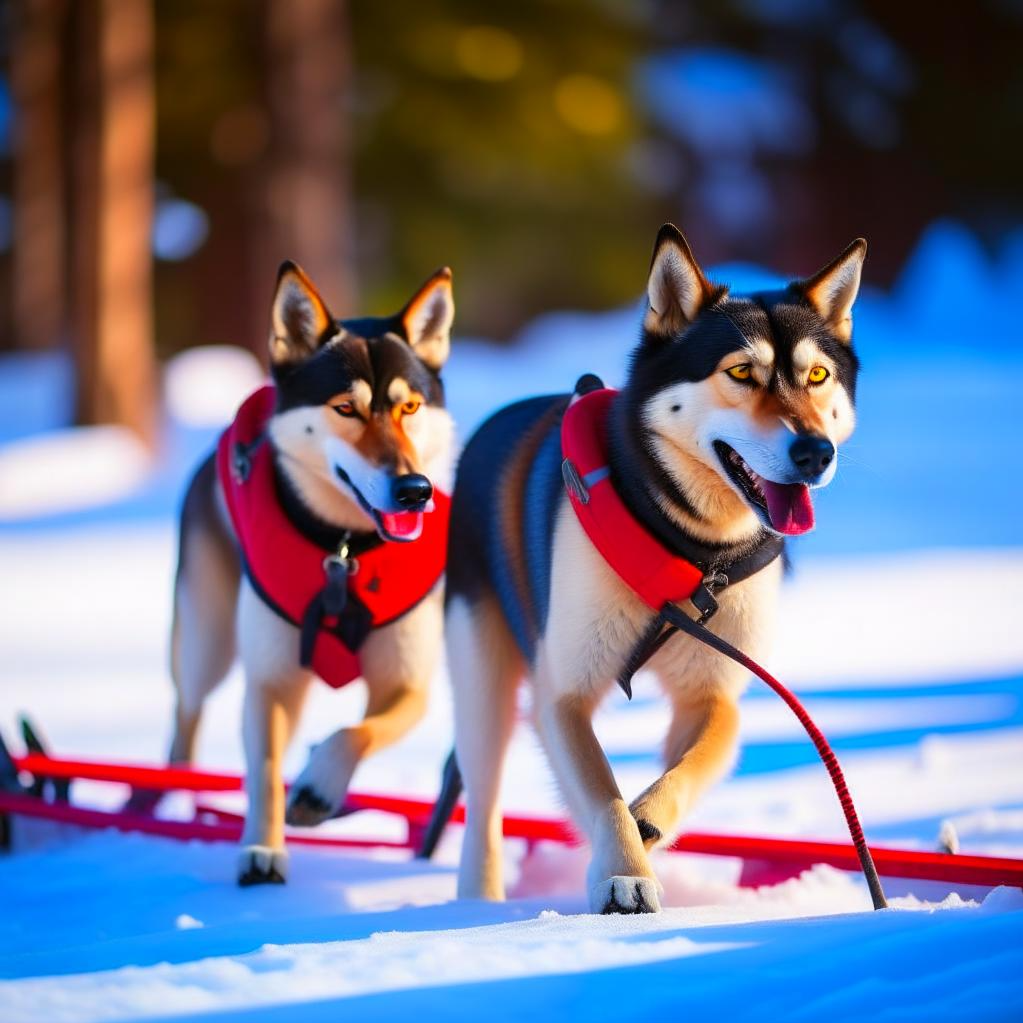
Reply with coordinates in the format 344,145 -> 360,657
789,435 -> 835,478
392,473 -> 433,510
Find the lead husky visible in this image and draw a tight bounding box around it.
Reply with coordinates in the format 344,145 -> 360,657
141,262 -> 456,885
444,225 -> 864,913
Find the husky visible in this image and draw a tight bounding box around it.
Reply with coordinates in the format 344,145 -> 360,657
442,224 -> 864,913
136,261 -> 456,885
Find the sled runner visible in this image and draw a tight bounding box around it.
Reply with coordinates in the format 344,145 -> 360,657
2,721 -> 1021,895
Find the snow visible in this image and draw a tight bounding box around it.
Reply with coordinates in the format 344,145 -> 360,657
1,221 -> 1022,1020
0,425 -> 151,520
164,346 -> 265,428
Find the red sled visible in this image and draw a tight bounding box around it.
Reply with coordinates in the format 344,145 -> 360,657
2,739 -> 1021,898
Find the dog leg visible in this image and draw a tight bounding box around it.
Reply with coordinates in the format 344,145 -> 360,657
447,595 -> 522,901
535,687 -> 660,914
167,552 -> 238,763
285,677 -> 428,826
236,578 -> 312,885
127,484 -> 239,815
628,690 -> 740,849
239,673 -> 310,885
286,593 -> 443,826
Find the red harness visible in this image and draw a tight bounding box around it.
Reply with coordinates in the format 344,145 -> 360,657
560,388 -> 707,612
217,386 -> 450,689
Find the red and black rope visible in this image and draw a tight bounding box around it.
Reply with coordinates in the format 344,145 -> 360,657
658,601 -> 888,910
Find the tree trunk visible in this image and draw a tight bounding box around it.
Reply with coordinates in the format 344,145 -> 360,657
69,0 -> 157,446
9,0 -> 66,353
261,0 -> 353,319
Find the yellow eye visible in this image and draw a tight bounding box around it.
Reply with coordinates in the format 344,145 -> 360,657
401,398 -> 421,416
333,400 -> 357,417
808,366 -> 829,385
726,364 -> 753,382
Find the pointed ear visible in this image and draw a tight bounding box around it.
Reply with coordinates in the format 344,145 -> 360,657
400,267 -> 454,371
269,261 -> 335,366
644,224 -> 722,337
800,239 -> 867,343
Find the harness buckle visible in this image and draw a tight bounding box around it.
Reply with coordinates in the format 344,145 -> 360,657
562,458 -> 590,505
691,570 -> 728,624
323,536 -> 360,578
320,536 -> 359,618
231,442 -> 252,484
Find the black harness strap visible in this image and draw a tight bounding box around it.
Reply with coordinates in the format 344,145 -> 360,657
616,535 -> 784,697
234,433 -> 384,666
298,534 -> 379,667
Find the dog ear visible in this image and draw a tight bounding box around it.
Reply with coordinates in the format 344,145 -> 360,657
644,224 -> 721,337
269,261 -> 335,366
799,239 -> 867,343
400,267 -> 454,371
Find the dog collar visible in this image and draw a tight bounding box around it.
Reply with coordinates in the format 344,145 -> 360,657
561,382 -> 783,624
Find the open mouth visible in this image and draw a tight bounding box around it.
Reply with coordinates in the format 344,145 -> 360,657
713,441 -> 815,537
333,465 -> 428,543
374,508 -> 425,542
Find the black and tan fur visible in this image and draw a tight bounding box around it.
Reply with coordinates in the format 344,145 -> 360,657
140,262 -> 456,885
445,225 -> 864,913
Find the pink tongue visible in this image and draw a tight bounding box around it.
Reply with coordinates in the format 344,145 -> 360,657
379,510 -> 424,541
760,481 -> 815,536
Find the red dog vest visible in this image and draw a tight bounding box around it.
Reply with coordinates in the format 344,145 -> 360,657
560,388 -> 705,611
217,386 -> 450,688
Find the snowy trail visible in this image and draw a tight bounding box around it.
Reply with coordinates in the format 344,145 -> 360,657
2,527 -> 1022,1021
2,827 -> 1021,1023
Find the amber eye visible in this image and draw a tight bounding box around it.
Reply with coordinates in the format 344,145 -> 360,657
808,366 -> 830,386
400,398 -> 422,416
726,364 -> 753,382
333,400 -> 357,417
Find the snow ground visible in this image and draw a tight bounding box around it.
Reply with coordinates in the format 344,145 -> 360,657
1,224 -> 1022,1020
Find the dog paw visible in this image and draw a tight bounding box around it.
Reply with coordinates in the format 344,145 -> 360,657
629,788 -> 678,850
285,783 -> 336,827
285,740 -> 353,827
237,845 -> 288,887
590,875 -> 661,915
633,816 -> 662,849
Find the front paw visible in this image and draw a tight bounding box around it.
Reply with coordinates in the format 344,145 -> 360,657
628,789 -> 675,850
285,739 -> 353,827
285,783 -> 335,827
237,845 -> 288,886
632,815 -> 663,850
590,875 -> 661,914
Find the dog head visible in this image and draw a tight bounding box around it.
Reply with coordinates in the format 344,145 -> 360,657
627,223 -> 864,541
266,261 -> 455,543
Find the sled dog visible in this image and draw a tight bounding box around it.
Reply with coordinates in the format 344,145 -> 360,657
139,262 -> 456,885
444,225 -> 864,912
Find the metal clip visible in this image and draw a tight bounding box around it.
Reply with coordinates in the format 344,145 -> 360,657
231,442 -> 252,484
691,571 -> 728,624
690,584 -> 718,624
320,536 -> 359,618
322,538 -> 359,580
562,458 -> 590,505
705,570 -> 729,592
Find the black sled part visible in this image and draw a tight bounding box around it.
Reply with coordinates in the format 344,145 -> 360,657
0,729 -> 23,795
19,715 -> 70,802
416,749 -> 463,859
0,728 -> 28,852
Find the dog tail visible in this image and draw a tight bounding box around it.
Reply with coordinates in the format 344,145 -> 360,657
416,749 -> 462,859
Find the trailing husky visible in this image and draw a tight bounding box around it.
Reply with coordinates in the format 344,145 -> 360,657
441,224 -> 864,913
133,262 -> 456,885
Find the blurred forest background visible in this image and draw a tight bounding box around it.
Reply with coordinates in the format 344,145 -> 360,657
0,0 -> 1020,445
